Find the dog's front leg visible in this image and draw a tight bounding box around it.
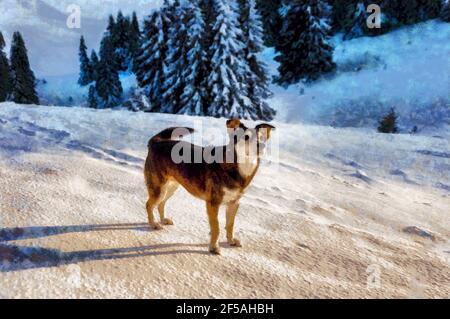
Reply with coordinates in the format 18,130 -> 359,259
206,202 -> 221,255
146,197 -> 162,230
226,201 -> 242,247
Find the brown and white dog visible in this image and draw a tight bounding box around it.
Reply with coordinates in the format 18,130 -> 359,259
144,119 -> 275,254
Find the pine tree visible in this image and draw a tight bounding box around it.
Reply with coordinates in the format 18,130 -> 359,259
275,0 -> 309,85
87,85 -> 98,109
106,15 -> 117,43
199,0 -> 216,48
255,0 -> 282,46
275,0 -> 335,85
178,0 -> 208,115
207,0 -> 250,119
134,9 -> 169,111
419,0 -> 442,20
90,50 -> 99,82
95,36 -> 123,108
441,0 -> 450,22
115,11 -> 133,71
126,87 -> 152,112
239,0 -> 275,120
378,108 -> 399,134
199,0 -> 217,108
161,0 -> 186,113
78,36 -> 92,86
129,12 -> 141,66
9,32 -> 39,105
0,31 -> 12,102
330,0 -> 356,33
384,0 -> 420,25
105,14 -> 120,71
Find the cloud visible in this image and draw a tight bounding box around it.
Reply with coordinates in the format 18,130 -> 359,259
0,0 -> 160,77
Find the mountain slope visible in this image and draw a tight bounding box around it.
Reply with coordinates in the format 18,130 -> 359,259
267,20 -> 450,130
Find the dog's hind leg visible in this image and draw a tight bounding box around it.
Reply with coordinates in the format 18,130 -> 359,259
206,202 -> 221,255
226,201 -> 242,247
158,182 -> 178,226
146,184 -> 164,230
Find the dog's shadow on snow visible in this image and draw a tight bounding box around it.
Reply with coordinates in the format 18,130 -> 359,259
0,223 -> 210,273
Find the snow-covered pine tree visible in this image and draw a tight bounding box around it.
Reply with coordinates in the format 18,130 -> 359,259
87,85 -> 98,109
275,1 -> 309,86
78,36 -> 93,86
126,87 -> 152,112
198,0 -> 216,107
199,0 -> 216,49
441,0 -> 450,22
238,0 -> 275,120
301,0 -> 336,81
161,0 -> 186,114
9,32 -> 39,105
105,14 -> 120,71
129,12 -> 141,67
0,31 -> 12,102
255,0 -> 282,46
162,0 -> 180,25
134,8 -> 169,111
178,0 -> 208,115
275,0 -> 335,85
90,50 -> 99,82
106,14 -> 117,45
114,11 -> 133,71
106,14 -> 116,35
95,36 -> 123,108
207,0 -> 251,119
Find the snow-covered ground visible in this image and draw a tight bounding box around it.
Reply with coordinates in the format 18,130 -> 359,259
0,102 -> 448,298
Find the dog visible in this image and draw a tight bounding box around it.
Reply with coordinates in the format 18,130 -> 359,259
144,119 -> 275,255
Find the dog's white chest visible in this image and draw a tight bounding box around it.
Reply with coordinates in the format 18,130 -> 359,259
222,188 -> 242,204
235,140 -> 259,178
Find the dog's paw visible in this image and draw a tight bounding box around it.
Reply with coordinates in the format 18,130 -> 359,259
228,238 -> 242,247
209,245 -> 221,255
150,223 -> 163,230
162,218 -> 174,226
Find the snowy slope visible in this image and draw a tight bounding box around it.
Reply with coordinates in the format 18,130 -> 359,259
0,102 -> 448,298
268,20 -> 450,130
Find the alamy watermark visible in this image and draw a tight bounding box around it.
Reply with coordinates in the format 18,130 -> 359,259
66,4 -> 81,29
367,4 -> 382,29
366,263 -> 382,289
166,121 -> 278,167
66,264 -> 82,289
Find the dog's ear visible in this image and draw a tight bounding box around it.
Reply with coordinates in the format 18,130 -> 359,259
256,123 -> 275,142
226,119 -> 242,129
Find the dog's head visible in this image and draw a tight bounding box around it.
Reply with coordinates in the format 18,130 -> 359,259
226,119 -> 275,157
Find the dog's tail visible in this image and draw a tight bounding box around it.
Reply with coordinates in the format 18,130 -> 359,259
148,127 -> 195,147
